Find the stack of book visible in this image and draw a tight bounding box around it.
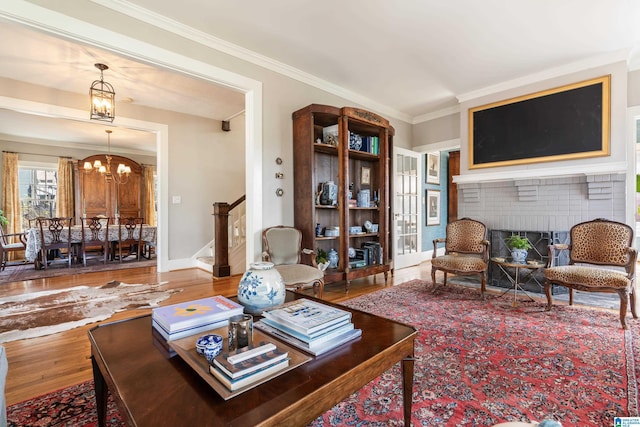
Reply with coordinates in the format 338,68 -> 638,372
209,342 -> 290,391
152,295 -> 244,341
254,299 -> 362,356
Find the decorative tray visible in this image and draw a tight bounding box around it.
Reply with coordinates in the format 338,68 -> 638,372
170,326 -> 311,400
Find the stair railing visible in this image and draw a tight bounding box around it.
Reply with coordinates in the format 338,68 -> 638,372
212,195 -> 245,277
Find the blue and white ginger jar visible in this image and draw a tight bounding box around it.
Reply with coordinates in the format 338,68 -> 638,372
237,262 -> 286,314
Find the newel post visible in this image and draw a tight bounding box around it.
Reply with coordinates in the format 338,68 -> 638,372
212,202 -> 231,277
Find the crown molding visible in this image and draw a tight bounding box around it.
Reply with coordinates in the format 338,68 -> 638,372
413,138 -> 460,153
456,49 -> 630,104
412,105 -> 460,124
90,0 -> 413,123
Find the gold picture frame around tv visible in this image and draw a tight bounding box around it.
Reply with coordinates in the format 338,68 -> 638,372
468,75 -> 610,169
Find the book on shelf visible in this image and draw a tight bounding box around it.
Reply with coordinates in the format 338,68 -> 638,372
213,341 -> 288,379
151,318 -> 228,341
152,295 -> 244,334
210,358 -> 290,391
254,320 -> 362,356
260,317 -> 353,343
261,299 -> 351,336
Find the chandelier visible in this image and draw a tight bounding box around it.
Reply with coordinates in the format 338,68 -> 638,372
89,63 -> 115,122
84,130 -> 131,184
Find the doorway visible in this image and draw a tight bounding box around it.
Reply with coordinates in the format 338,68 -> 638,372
0,12 -> 263,271
393,146 -> 423,269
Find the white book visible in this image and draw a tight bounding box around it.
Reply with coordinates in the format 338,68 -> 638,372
209,359 -> 290,391
259,318 -> 355,346
213,346 -> 288,379
152,318 -> 227,341
152,296 -> 244,333
255,320 -> 362,356
261,299 -> 351,336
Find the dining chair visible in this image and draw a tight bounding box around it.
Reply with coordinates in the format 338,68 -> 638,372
262,226 -> 325,298
113,217 -> 144,262
36,217 -> 73,269
431,217 -> 490,298
80,216 -> 110,266
0,227 -> 27,271
141,226 -> 156,259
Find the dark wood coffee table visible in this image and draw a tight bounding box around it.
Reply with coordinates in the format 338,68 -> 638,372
89,292 -> 417,426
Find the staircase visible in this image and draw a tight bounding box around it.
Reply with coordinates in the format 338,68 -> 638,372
209,195 -> 246,278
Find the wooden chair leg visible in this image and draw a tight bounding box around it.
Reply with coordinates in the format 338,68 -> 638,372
314,280 -> 324,299
544,281 -> 553,311
618,289 -> 629,329
41,249 -> 48,270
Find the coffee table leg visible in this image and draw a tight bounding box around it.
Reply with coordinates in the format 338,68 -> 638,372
402,356 -> 415,426
91,356 -> 108,427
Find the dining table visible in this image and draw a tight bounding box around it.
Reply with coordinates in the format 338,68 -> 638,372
24,224 -> 157,263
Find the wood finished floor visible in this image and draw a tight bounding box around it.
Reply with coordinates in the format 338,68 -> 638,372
3,263 -> 433,406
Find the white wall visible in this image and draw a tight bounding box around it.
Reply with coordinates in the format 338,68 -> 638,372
1,0 -> 414,267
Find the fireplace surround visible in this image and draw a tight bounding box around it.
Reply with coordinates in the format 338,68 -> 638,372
489,229 -> 569,294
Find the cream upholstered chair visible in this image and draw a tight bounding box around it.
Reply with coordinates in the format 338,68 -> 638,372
431,218 -> 490,298
262,226 -> 324,298
544,218 -> 637,329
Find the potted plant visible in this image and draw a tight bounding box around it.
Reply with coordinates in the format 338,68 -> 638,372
316,248 -> 329,271
506,235 -> 532,263
0,209 -> 8,229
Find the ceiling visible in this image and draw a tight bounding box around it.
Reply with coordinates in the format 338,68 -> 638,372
0,19 -> 246,152
116,0 -> 640,117
2,1 -> 640,151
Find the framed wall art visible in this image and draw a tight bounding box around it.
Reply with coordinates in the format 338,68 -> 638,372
469,75 -> 610,169
426,152 -> 440,184
426,190 -> 440,226
361,166 -> 371,185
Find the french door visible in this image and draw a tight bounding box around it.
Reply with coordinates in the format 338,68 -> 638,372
393,147 -> 422,269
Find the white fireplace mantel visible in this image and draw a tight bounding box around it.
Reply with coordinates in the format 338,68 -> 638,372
453,161 -> 628,184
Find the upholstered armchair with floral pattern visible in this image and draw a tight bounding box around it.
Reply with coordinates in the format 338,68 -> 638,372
543,218 -> 637,329
431,218 -> 490,298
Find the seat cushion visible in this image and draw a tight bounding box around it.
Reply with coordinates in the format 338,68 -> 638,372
544,266 -> 630,289
275,264 -> 323,288
3,242 -> 24,250
431,254 -> 486,273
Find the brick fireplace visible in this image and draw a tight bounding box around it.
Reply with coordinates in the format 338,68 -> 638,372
457,172 -> 627,293
489,229 -> 568,294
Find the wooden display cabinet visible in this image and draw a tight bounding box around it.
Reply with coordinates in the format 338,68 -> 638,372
292,104 -> 393,290
75,154 -> 143,223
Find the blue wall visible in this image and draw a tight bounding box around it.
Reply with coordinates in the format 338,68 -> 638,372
421,150 -> 455,251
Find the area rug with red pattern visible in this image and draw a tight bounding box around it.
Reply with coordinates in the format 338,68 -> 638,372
7,280 -> 639,426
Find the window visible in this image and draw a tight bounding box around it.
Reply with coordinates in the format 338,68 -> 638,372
18,165 -> 57,229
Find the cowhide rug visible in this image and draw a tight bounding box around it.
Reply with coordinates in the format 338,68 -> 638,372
0,281 -> 182,343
